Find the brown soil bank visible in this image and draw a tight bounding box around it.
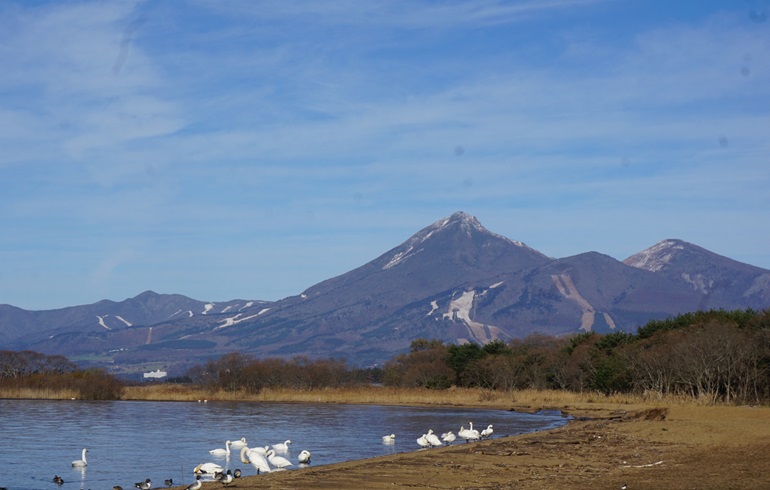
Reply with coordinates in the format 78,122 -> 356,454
203,403 -> 770,490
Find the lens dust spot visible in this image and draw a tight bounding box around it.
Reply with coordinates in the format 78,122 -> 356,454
748,9 -> 768,23
719,135 -> 729,148
741,66 -> 751,77
462,177 -> 473,189
454,146 -> 465,156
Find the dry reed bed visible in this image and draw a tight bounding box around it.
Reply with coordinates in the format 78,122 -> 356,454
0,387 -> 79,399
120,385 -> 705,413
1,384 -> 729,414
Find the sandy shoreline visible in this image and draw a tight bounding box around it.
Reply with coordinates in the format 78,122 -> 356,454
180,402 -> 770,489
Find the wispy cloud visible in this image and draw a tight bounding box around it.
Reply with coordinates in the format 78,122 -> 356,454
0,0 -> 768,308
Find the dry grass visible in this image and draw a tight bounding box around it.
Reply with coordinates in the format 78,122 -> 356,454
119,384 -> 713,413
0,387 -> 79,399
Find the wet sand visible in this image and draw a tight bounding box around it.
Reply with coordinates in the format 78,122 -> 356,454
181,403 -> 770,489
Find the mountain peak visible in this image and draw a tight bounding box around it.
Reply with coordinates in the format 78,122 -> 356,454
430,211 -> 484,233
623,239 -> 691,272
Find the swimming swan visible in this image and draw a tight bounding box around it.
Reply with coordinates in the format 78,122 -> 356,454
229,437 -> 247,450
271,440 -> 292,452
240,446 -> 271,474
298,450 -> 311,464
382,434 -> 396,443
194,462 -> 224,475
209,440 -> 231,456
72,448 -> 88,467
266,449 -> 293,469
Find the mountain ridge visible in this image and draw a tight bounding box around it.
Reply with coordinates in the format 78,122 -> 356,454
1,212 -> 767,374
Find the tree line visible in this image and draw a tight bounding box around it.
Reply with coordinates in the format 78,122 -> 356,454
3,308 -> 769,404
0,350 -> 124,400
187,308 -> 770,404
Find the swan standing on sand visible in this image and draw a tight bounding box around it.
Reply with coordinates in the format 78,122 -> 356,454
382,434 -> 396,444
209,440 -> 232,456
298,450 -> 311,465
240,446 -> 271,474
441,431 -> 456,444
272,440 -> 292,453
266,449 -> 293,469
481,424 -> 494,439
72,448 -> 88,467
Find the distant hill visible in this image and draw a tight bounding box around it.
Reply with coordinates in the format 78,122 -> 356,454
1,211 -> 767,375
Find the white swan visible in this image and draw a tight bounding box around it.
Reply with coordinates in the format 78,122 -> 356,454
267,449 -> 293,469
441,431 -> 456,444
481,424 -> 494,439
425,429 -> 442,447
458,425 -> 480,442
251,445 -> 269,455
193,462 -> 224,475
382,434 -> 396,444
186,475 -> 202,490
272,439 -> 292,452
298,450 -> 311,464
229,437 -> 247,450
71,448 -> 88,467
209,440 -> 231,455
416,433 -> 431,448
240,446 -> 271,474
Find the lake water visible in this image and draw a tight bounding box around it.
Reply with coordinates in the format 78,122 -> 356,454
0,399 -> 568,490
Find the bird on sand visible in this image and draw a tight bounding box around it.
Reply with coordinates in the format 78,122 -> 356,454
134,478 -> 151,490
186,475 -> 202,490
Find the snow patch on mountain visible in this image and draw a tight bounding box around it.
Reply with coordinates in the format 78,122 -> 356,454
96,315 -> 111,330
383,245 -> 417,270
240,301 -> 254,310
202,303 -> 214,314
441,289 -> 508,344
116,315 -> 132,327
681,273 -> 713,294
624,239 -> 685,272
427,300 -> 439,316
216,313 -> 261,329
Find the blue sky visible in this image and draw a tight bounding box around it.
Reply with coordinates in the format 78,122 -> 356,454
1,0 -> 768,310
